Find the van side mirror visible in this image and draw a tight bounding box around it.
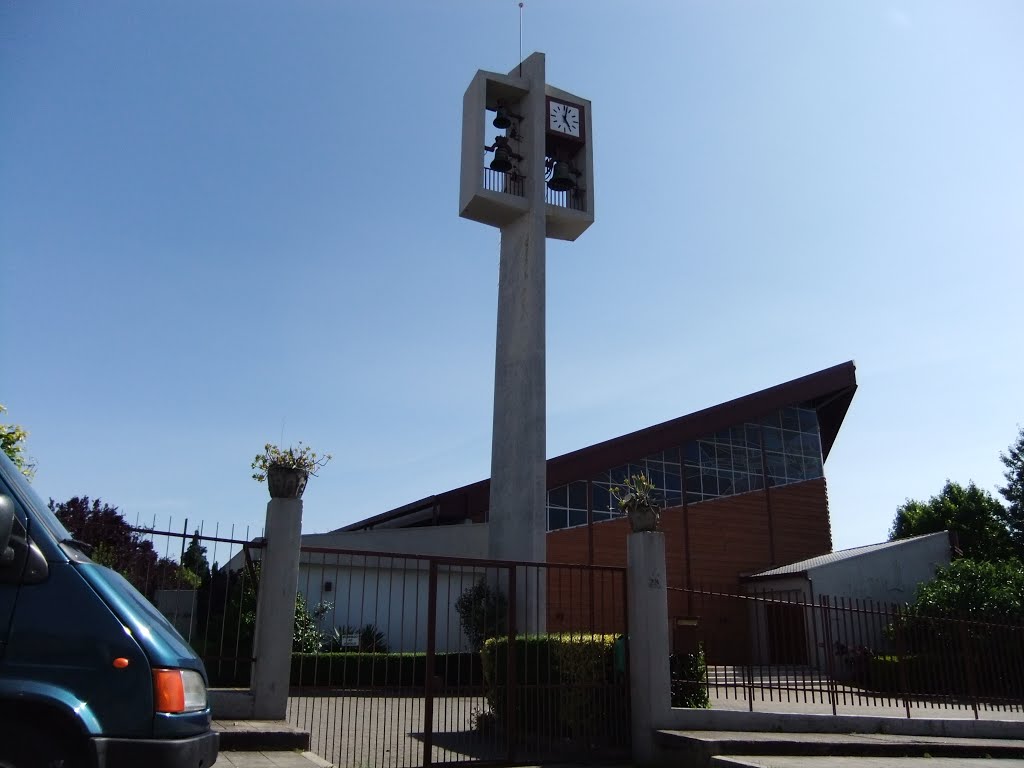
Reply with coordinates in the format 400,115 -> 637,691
0,495 -> 16,564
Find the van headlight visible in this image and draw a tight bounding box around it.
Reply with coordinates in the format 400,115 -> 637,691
153,668 -> 208,713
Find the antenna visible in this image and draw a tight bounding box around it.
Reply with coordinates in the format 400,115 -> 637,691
519,2 -> 524,76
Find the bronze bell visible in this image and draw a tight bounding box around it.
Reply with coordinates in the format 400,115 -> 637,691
547,161 -> 576,192
493,105 -> 512,130
490,144 -> 513,173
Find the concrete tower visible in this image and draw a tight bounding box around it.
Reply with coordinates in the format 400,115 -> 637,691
459,53 -> 594,570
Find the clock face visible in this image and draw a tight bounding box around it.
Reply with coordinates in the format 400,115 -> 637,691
549,100 -> 582,138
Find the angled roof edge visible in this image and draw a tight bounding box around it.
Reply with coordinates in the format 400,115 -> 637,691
743,530 -> 951,580
335,360 -> 857,532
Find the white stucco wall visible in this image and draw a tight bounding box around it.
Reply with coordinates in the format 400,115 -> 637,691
807,531 -> 950,606
295,523 -> 492,653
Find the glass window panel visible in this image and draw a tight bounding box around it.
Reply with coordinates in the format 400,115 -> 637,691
684,441 -> 700,465
798,408 -> 819,433
686,466 -> 702,494
547,507 -> 567,531
568,481 -> 587,510
568,509 -> 588,528
783,430 -> 803,455
745,424 -> 762,447
686,491 -> 703,505
644,451 -> 664,464
715,444 -> 733,470
781,407 -> 802,431
759,411 -> 781,429
714,429 -> 730,442
785,452 -> 804,480
732,446 -> 748,475
748,448 -> 763,472
609,465 -> 629,484
663,489 -> 682,507
762,427 -> 783,452
663,446 -> 680,465
664,470 -> 682,493
698,441 -> 716,465
701,472 -> 719,497
802,432 -> 821,459
750,473 -> 764,491
730,425 -> 746,446
734,474 -> 750,495
593,511 -> 612,522
718,472 -> 734,497
592,483 -> 611,513
628,462 -> 646,479
548,485 -> 568,508
803,455 -> 823,479
766,452 -> 786,479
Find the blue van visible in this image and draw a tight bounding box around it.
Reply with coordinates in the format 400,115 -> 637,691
0,451 -> 218,767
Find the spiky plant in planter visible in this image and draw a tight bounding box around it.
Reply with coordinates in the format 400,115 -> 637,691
251,442 -> 332,499
611,472 -> 661,532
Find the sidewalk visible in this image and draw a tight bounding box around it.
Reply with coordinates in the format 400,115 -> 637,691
212,751 -> 333,768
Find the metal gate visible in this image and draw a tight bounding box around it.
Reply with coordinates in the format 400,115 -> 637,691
287,547 -> 629,767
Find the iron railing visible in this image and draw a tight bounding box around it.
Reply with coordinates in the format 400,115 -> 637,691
482,166 -> 525,197
667,585 -> 1024,719
289,547 -> 629,768
59,511 -> 264,687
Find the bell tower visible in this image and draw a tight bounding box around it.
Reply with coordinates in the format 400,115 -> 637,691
459,53 -> 594,575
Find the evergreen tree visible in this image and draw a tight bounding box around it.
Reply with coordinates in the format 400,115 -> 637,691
998,426 -> 1024,557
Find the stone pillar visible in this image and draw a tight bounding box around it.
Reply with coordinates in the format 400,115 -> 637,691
250,497 -> 303,720
627,531 -> 671,764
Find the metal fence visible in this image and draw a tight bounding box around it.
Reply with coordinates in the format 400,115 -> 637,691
56,508 -> 264,687
668,585 -> 1024,718
288,548 -> 629,768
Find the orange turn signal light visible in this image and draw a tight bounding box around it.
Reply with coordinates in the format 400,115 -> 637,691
153,669 -> 186,713
113,658 -> 130,669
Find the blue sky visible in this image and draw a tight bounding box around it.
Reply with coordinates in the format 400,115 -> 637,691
2,1 -> 1022,554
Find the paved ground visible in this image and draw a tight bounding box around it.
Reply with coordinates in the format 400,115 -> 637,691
714,759 -> 1024,767
213,752 -> 334,768
288,691 -> 497,768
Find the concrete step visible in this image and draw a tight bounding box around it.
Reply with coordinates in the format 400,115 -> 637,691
213,720 -> 311,752
656,730 -> 1024,768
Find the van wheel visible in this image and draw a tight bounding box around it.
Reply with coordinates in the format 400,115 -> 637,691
0,721 -> 79,768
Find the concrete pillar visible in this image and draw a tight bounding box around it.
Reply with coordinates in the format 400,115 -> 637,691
251,497 -> 303,720
627,531 -> 671,764
487,52 -> 549,633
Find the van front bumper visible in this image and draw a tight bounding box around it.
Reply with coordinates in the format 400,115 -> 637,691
92,730 -> 219,768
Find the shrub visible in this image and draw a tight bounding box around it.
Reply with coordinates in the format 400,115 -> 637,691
480,633 -> 627,746
670,645 -> 709,708
456,578 -> 508,650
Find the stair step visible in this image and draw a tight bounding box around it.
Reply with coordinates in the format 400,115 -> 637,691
213,720 -> 311,751
656,730 -> 1024,766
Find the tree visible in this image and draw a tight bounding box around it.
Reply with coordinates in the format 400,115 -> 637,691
998,426 -> 1024,556
909,558 -> 1024,620
181,530 -> 210,586
888,480 -> 1014,561
0,404 -> 35,480
48,496 -> 180,595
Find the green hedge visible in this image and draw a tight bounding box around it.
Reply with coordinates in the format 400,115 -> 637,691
481,634 -> 628,747
864,653 -> 1024,699
290,652 -> 483,688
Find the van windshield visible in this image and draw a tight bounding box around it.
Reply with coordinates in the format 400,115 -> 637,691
0,453 -> 74,543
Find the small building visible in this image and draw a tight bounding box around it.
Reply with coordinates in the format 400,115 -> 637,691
740,531 -> 953,668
